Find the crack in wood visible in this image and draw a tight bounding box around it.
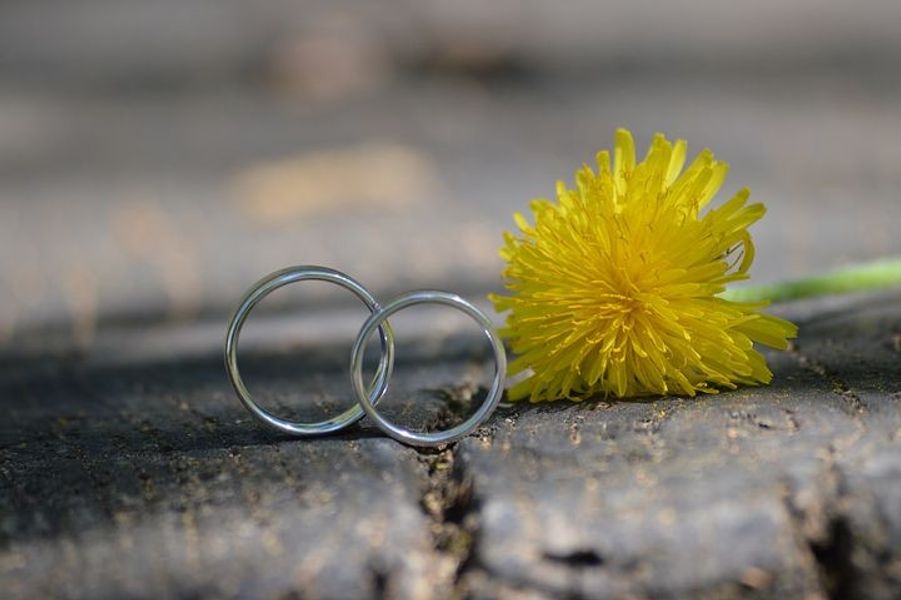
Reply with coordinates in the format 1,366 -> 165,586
786,342 -> 868,417
780,449 -> 860,600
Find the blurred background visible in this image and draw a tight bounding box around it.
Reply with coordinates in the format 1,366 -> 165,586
1,0 -> 900,354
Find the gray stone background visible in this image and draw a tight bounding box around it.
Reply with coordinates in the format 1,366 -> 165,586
1,1 -> 900,598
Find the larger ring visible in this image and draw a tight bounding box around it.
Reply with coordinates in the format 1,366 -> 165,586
225,266 -> 394,436
349,290 -> 506,447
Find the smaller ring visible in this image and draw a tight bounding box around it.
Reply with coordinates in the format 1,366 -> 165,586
225,266 -> 394,436
349,291 -> 506,447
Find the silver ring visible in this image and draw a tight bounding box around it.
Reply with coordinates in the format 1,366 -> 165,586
225,266 -> 394,436
349,290 -> 506,447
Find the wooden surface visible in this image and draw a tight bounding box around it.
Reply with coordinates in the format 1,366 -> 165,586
2,293 -> 900,598
1,2 -> 901,598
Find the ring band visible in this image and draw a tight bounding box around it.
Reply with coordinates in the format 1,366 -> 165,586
224,266 -> 394,436
349,290 -> 506,447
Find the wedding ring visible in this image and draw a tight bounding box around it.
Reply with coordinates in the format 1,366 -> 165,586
349,290 -> 506,447
224,266 -> 394,436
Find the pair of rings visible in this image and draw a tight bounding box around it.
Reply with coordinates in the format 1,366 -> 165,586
224,266 -> 507,447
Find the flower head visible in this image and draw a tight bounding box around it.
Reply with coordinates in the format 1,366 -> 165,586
491,129 -> 797,401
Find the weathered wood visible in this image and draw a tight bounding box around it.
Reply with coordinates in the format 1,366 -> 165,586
3,74 -> 901,338
457,294 -> 901,598
2,1 -> 900,89
0,334 -> 478,599
2,4 -> 901,597
2,293 -> 900,599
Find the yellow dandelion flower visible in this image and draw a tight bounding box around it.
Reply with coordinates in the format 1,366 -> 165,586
490,128 -> 798,401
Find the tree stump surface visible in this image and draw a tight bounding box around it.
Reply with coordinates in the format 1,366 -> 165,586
2,292 -> 900,599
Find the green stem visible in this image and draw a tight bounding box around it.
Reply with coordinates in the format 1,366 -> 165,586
721,258 -> 901,304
